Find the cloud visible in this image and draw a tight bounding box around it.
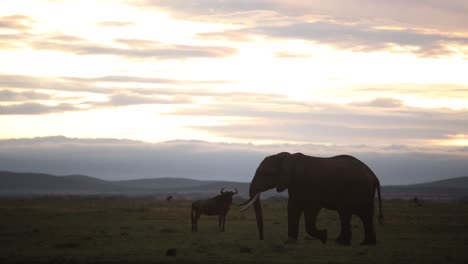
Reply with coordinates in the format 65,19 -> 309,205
0,73 -> 231,94
1,27 -> 237,59
97,91 -> 191,106
170,100 -> 468,145
0,73 -> 286,113
0,73 -> 280,99
1,74 -> 466,147
92,89 -> 286,108
0,90 -> 51,101
63,75 -> 232,86
0,93 -> 190,114
0,15 -> 35,31
354,83 -> 468,99
0,74 -> 107,94
197,30 -> 255,42
28,35 -> 237,59
208,23 -> 465,56
97,21 -> 135,27
0,103 -> 80,115
137,0 -> 468,56
0,13 -> 238,60
274,51 -> 312,58
190,121 -> 449,144
351,97 -> 404,108
251,21 -> 468,57
136,0 -> 468,32
0,136 -> 467,184
133,0 -> 276,18
0,91 -> 192,115
0,15 -> 35,48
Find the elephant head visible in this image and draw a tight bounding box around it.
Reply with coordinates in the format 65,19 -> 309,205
239,152 -> 295,240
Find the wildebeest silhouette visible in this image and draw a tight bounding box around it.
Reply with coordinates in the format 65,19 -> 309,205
191,188 -> 238,232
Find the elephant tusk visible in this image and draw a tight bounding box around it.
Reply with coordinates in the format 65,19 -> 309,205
238,195 -> 253,206
240,193 -> 260,212
238,193 -> 256,206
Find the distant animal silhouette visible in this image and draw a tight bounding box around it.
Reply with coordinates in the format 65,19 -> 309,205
165,248 -> 176,257
191,188 -> 238,232
166,195 -> 173,201
240,152 -> 383,245
412,196 -> 422,207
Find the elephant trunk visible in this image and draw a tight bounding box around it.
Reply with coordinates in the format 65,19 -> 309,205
250,187 -> 264,240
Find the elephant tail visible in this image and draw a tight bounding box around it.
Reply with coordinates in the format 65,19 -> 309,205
375,178 -> 384,224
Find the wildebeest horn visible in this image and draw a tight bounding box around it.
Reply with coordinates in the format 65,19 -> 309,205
220,187 -> 225,194
234,188 -> 238,194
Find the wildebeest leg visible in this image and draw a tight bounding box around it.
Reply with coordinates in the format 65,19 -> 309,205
218,216 -> 222,232
191,205 -> 195,232
222,214 -> 226,232
336,210 -> 352,245
194,212 -> 200,232
304,207 -> 327,244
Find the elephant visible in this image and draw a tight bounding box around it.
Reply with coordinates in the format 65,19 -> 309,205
240,152 -> 383,245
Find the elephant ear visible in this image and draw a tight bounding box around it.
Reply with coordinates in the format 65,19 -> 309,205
276,152 -> 293,192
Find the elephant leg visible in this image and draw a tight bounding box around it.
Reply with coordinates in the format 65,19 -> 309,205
336,210 -> 352,245
359,207 -> 376,245
287,198 -> 302,241
304,208 -> 327,244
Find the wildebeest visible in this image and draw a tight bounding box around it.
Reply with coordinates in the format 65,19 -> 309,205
412,196 -> 423,207
191,188 -> 238,232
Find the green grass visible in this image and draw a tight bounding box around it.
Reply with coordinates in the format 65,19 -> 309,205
0,197 -> 467,263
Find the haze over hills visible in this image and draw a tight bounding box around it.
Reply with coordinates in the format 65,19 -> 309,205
1,171 -> 467,200
1,136 -> 468,186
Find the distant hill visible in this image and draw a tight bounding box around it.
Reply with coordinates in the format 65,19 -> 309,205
382,176 -> 468,201
0,171 -> 248,197
116,177 -> 209,190
410,176 -> 468,189
0,171 -> 126,195
1,170 -> 467,200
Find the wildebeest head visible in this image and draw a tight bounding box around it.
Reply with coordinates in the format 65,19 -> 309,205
219,187 -> 238,202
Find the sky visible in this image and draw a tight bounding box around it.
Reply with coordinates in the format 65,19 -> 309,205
0,1 -> 467,183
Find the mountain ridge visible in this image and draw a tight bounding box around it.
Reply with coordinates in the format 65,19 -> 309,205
409,176 -> 468,189
1,170 -> 467,200
0,170 -> 248,197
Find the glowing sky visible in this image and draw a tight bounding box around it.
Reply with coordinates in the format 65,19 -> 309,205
1,0 -> 468,152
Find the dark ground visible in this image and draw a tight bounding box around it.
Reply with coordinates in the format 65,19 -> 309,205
1,197 -> 467,263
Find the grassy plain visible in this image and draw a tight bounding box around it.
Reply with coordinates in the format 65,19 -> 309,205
0,197 -> 467,263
